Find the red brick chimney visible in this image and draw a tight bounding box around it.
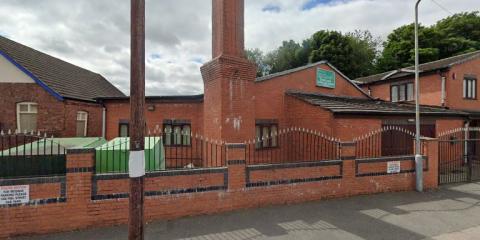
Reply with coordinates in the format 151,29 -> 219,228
201,0 -> 256,144
212,0 -> 245,58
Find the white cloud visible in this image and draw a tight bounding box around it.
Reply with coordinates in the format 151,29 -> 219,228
0,0 -> 477,95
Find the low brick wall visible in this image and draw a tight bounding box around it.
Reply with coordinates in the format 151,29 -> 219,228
0,140 -> 439,239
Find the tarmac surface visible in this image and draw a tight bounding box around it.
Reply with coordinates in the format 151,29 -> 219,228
15,182 -> 480,240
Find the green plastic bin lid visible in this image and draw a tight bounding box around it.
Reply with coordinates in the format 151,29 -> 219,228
1,137 -> 107,156
95,137 -> 162,150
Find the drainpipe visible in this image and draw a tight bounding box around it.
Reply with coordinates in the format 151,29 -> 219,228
464,121 -> 470,165
102,107 -> 106,138
441,74 -> 446,106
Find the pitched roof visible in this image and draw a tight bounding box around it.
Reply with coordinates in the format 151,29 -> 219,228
97,94 -> 204,103
255,61 -> 371,98
0,36 -> 125,102
355,50 -> 480,85
286,90 -> 468,116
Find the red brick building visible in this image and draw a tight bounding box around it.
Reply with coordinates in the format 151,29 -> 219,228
0,36 -> 125,137
356,51 -> 480,127
99,0 -> 468,149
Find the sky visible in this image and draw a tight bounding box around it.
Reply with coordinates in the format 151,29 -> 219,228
0,0 -> 477,96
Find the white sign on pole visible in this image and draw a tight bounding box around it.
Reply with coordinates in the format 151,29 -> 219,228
387,161 -> 401,174
129,150 -> 145,178
0,185 -> 29,205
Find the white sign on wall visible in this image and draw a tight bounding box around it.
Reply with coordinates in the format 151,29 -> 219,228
387,161 -> 401,174
0,185 -> 29,205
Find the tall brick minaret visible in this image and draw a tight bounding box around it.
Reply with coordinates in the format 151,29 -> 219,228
201,0 -> 256,143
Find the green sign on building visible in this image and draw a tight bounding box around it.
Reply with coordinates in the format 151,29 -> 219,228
316,68 -> 336,89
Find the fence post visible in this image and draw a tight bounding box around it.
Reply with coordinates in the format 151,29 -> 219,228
226,143 -> 246,191
65,148 -> 95,227
420,138 -> 439,189
340,142 -> 357,189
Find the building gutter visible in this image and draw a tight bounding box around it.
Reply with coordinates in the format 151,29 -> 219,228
0,50 -> 64,101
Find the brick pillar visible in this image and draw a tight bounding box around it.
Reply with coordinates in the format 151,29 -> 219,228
422,138 -> 439,189
212,0 -> 245,58
202,0 -> 256,143
65,148 -> 95,228
226,143 -> 246,191
340,142 -> 357,194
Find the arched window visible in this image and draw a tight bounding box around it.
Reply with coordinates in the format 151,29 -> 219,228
16,102 -> 38,132
76,111 -> 88,137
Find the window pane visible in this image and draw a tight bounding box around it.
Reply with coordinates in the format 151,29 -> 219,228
19,113 -> 37,132
19,104 -> 28,112
29,104 -> 38,113
472,80 -> 476,99
182,125 -> 191,145
174,126 -> 182,145
391,86 -> 398,102
271,125 -> 278,147
255,126 -> 261,148
464,79 -> 468,98
262,127 -> 270,147
407,83 -> 414,101
76,120 -> 86,137
120,124 -> 129,137
77,112 -> 87,120
164,125 -> 172,145
399,85 -> 406,101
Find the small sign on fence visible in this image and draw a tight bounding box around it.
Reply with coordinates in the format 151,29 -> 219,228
387,161 -> 401,174
0,185 -> 29,205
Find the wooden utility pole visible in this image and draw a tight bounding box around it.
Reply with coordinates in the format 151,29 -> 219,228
129,0 -> 145,239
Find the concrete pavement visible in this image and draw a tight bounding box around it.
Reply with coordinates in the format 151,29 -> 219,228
15,182 -> 480,240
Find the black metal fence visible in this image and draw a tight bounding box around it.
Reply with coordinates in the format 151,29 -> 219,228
0,131 -> 66,179
438,128 -> 480,184
95,131 -> 226,174
245,128 -> 341,165
354,126 -> 420,159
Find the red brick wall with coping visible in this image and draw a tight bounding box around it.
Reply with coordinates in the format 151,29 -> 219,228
0,83 -> 103,137
0,139 -> 440,238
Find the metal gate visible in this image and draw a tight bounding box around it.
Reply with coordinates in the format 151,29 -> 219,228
438,127 -> 480,184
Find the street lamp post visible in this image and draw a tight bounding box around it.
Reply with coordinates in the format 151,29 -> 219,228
415,0 -> 423,192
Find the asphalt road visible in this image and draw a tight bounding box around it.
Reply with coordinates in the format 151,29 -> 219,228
15,182 -> 480,240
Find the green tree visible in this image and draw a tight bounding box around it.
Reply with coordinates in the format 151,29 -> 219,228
346,30 -> 381,78
435,11 -> 480,58
308,30 -> 378,79
376,11 -> 480,72
264,40 -> 304,74
376,24 -> 440,72
245,48 -> 270,77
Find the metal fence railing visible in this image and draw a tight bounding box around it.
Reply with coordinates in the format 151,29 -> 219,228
0,131 -> 66,179
354,126 -> 420,159
95,132 -> 226,174
245,128 -> 341,165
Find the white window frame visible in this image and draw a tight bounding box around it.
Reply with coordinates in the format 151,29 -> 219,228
464,78 -> 477,99
76,111 -> 88,137
16,102 -> 38,132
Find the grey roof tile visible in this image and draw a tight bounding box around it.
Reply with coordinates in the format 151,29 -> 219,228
286,90 -> 468,116
0,36 -> 125,102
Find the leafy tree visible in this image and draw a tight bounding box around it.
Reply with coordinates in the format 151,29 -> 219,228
309,30 -> 354,76
346,30 -> 381,78
264,40 -> 305,74
376,12 -> 480,72
376,24 -> 440,72
245,48 -> 270,77
309,30 -> 379,79
434,12 -> 480,58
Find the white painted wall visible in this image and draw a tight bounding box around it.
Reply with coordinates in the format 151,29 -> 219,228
0,54 -> 35,83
